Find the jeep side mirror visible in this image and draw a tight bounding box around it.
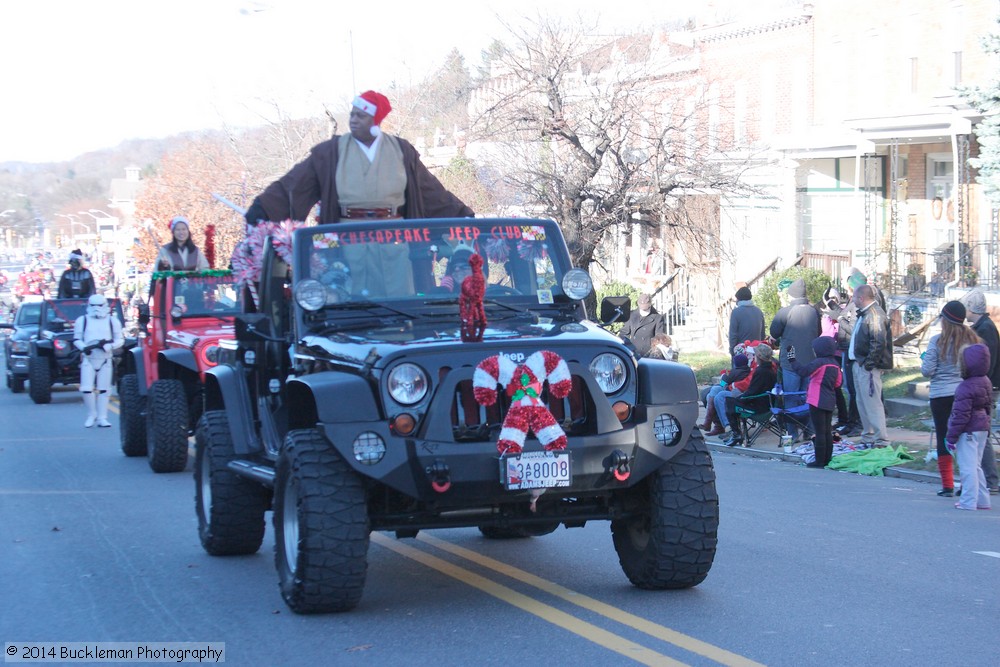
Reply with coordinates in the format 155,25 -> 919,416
235,313 -> 274,343
600,296 -> 631,326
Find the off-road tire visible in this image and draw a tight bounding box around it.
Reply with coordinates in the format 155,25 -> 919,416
146,379 -> 189,473
195,411 -> 267,556
611,431 -> 718,589
118,374 -> 147,457
10,374 -> 25,393
274,429 -> 369,614
28,356 -> 51,404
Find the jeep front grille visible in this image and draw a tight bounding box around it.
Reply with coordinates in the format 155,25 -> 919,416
441,367 -> 590,442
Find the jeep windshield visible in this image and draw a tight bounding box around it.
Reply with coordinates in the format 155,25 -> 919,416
171,275 -> 242,317
294,219 -> 573,318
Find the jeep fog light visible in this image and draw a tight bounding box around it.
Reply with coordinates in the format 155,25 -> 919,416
589,353 -> 626,394
294,279 -> 327,311
353,431 -> 386,465
561,268 -> 593,300
652,413 -> 681,447
387,363 -> 428,405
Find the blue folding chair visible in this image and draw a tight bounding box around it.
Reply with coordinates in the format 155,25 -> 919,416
770,385 -> 813,442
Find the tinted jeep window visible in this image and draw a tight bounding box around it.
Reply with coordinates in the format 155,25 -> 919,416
303,221 -> 567,302
173,275 -> 242,317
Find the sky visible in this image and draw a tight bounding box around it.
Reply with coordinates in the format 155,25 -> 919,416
0,0 -> 756,164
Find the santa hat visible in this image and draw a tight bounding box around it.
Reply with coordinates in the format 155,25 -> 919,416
353,90 -> 392,137
169,215 -> 190,232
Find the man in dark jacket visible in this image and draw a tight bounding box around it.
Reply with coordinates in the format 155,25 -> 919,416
620,293 -> 667,357
963,289 -> 999,494
244,90 -> 474,226
847,284 -> 893,445
769,278 -> 821,438
728,285 -> 765,358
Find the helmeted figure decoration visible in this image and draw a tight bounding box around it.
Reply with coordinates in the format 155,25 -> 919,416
73,294 -> 124,428
472,350 -> 573,455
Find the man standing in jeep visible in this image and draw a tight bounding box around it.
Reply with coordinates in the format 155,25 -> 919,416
243,90 -> 474,226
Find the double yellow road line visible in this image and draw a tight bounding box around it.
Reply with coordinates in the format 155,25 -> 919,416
372,533 -> 763,667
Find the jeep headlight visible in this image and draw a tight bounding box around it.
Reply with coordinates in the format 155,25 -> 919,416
387,363 -> 428,405
589,353 -> 627,394
294,279 -> 327,311
11,340 -> 29,354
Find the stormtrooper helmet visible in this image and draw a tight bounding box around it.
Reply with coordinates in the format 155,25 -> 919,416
88,293 -> 110,319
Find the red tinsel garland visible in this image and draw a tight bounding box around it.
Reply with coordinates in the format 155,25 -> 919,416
459,254 -> 486,342
203,224 -> 216,269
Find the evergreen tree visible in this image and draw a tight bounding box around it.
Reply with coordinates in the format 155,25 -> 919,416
963,19 -> 1000,206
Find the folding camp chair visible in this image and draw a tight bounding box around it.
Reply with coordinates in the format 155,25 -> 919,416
733,392 -> 784,448
770,386 -> 813,442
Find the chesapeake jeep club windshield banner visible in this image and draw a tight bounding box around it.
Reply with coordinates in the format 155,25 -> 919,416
312,224 -> 548,248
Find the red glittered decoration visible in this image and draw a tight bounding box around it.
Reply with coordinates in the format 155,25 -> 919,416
459,253 -> 486,342
472,350 -> 573,455
203,224 -> 216,269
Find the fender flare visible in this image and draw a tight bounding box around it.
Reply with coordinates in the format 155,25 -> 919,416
636,358 -> 698,405
126,346 -> 147,396
204,365 -> 261,455
287,373 -> 380,430
158,348 -> 199,377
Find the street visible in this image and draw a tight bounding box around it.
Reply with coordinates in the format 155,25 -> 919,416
1,357 -> 998,666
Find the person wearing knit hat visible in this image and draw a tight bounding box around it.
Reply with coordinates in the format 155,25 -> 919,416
922,300 -> 982,496
940,300 -> 966,324
701,351 -> 752,437
769,277 -> 821,440
960,289 -> 1000,494
728,283 -> 765,358
154,215 -> 209,272
721,342 -> 778,447
57,248 -> 96,298
242,89 -> 474,230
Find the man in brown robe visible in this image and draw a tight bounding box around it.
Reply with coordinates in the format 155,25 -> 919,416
243,90 -> 474,226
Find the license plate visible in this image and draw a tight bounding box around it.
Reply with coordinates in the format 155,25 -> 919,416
500,451 -> 571,491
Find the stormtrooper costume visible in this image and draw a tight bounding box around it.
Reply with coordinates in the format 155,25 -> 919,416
73,294 -> 124,428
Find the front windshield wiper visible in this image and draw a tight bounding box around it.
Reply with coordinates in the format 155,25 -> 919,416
322,300 -> 417,319
312,316 -> 410,335
422,297 -> 526,315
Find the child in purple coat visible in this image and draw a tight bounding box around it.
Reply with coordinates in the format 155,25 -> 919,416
788,336 -> 843,467
946,343 -> 994,510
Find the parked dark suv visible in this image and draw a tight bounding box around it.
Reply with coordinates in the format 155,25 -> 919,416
1,297 -> 44,393
195,218 -> 718,614
27,297 -> 127,404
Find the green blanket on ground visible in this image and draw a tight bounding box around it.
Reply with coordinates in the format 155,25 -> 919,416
827,445 -> 915,476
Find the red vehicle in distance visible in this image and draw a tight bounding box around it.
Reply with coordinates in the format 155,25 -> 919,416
118,271 -> 241,473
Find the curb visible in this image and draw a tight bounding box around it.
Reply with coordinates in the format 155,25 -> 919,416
706,442 -> 939,484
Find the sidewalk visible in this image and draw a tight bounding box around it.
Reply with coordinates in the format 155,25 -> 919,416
698,406 -> 940,484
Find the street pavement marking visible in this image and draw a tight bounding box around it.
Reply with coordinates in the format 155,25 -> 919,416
417,533 -> 764,667
973,551 -> 1000,559
371,532 -> 687,667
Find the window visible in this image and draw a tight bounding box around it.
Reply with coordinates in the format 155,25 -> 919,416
910,57 -> 918,94
927,153 -> 954,200
953,51 -> 962,86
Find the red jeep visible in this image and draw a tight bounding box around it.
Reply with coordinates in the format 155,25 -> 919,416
118,271 -> 241,472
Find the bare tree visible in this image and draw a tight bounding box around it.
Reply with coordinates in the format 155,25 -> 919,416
469,15 -> 764,275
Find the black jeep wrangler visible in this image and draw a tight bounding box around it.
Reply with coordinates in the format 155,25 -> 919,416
26,297 -> 128,404
196,218 -> 717,614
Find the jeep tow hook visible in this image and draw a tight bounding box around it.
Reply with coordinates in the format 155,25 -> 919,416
426,459 -> 451,493
603,449 -> 631,482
